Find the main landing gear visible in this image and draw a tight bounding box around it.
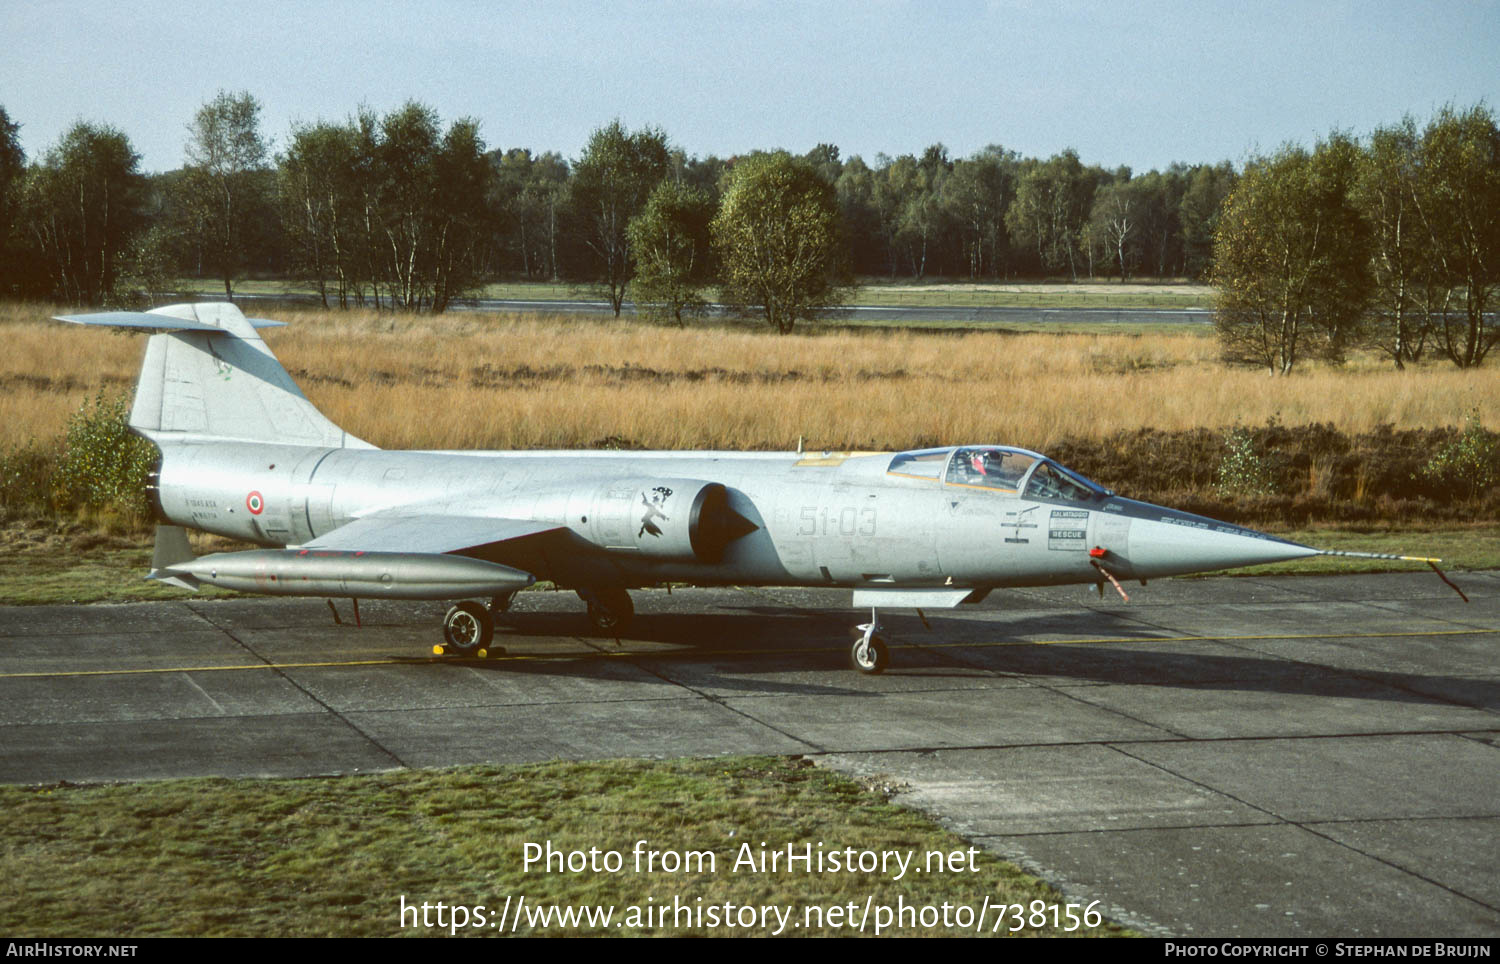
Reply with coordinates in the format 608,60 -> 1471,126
434,592 -> 515,658
850,607 -> 890,675
579,587 -> 634,635
433,587 -> 636,657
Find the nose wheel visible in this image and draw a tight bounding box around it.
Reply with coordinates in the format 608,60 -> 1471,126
850,608 -> 890,674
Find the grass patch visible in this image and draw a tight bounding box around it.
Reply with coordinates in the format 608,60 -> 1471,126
848,280 -> 1211,309
0,523 -> 237,605
0,757 -> 1128,937
826,317 -> 1210,337
0,542 -> 148,605
0,545 -> 231,605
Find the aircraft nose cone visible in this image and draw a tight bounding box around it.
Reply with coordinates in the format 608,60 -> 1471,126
1125,507 -> 1319,578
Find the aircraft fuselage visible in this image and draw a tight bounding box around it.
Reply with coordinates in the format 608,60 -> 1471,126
154,440 -> 1313,594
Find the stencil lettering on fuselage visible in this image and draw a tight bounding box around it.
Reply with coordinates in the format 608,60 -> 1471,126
1094,514 -> 1132,561
1048,509 -> 1089,551
1006,506 -> 1039,546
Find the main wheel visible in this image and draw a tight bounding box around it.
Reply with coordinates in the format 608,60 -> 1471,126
849,634 -> 889,675
581,587 -> 634,634
442,600 -> 493,656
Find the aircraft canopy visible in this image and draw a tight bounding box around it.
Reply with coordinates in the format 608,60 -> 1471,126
887,446 -> 1109,501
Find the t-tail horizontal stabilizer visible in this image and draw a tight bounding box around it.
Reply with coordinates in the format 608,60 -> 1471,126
52,311 -> 286,331
54,302 -> 371,449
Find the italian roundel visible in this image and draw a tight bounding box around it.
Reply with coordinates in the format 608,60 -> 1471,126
246,491 -> 264,515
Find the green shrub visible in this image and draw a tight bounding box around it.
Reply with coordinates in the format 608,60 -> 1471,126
51,392 -> 157,520
1215,425 -> 1276,497
1420,412 -> 1499,501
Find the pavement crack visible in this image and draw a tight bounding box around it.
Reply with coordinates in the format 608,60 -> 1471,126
179,673 -> 227,716
1105,741 -> 1500,916
182,601 -> 411,770
575,634 -> 826,753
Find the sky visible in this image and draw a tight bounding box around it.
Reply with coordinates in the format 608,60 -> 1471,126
2,0 -> 1497,175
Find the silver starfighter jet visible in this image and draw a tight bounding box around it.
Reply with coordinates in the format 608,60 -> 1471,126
56,303 -> 1450,673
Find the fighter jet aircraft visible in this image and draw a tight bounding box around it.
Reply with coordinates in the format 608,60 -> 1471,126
55,303 -> 1451,673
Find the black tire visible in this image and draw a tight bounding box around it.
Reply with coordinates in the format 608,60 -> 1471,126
581,587 -> 634,634
849,634 -> 889,675
443,600 -> 493,655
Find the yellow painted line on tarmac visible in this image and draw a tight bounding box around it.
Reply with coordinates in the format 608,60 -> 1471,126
0,657 -> 431,679
1,627 -> 1493,680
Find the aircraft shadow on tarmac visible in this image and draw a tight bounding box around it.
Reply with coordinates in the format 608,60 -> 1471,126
935,643 -> 1497,709
382,607 -> 1496,711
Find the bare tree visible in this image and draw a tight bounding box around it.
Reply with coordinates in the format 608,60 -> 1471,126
1355,118 -> 1429,367
1091,178 -> 1139,280
1411,105 -> 1500,368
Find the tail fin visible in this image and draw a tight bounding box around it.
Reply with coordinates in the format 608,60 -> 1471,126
54,303 -> 374,449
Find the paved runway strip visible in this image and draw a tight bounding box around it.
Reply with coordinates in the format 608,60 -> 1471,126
2,571 -> 1496,937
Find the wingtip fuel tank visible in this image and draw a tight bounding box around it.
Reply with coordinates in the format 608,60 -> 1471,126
151,547 -> 534,600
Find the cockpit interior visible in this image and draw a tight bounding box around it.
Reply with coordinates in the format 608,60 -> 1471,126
887,446 -> 1109,502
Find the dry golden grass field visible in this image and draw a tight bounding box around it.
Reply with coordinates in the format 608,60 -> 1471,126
2,303 -> 1496,454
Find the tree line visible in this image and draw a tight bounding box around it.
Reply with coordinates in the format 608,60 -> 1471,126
1214,105 -> 1500,371
0,93 -> 1493,363
0,92 -> 1237,313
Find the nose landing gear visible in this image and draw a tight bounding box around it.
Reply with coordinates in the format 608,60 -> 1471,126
850,607 -> 889,674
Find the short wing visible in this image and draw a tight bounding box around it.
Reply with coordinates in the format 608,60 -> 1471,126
301,514 -> 564,556
851,588 -> 991,608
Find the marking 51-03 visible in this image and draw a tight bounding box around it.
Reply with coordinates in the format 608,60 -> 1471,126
799,506 -> 877,537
